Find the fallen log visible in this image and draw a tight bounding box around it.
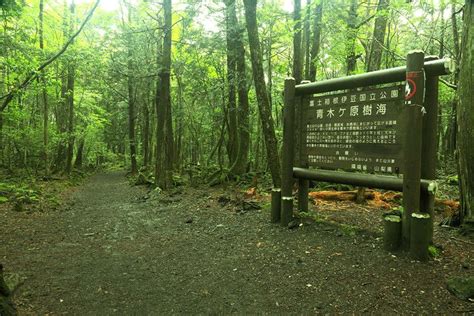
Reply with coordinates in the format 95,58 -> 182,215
309,190 -> 376,201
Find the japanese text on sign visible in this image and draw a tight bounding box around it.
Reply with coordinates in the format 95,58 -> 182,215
304,85 -> 405,174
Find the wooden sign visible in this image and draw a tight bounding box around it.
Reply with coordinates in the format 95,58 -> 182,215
303,85 -> 405,174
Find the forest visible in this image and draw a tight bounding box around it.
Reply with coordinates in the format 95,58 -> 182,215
1,0 -> 473,314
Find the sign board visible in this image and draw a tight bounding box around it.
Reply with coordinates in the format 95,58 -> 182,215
303,85 -> 405,174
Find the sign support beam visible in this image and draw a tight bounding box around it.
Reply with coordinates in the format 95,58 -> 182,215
402,50 -> 425,248
281,78 -> 296,226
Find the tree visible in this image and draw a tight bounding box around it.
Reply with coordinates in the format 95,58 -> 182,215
457,0 -> 473,224
0,0 -> 100,113
243,0 -> 281,187
224,0 -> 238,168
39,0 -> 50,175
366,0 -> 389,72
346,0 -> 359,75
155,0 -> 174,189
122,2 -> 138,175
225,0 -> 250,177
309,1 -> 323,81
292,0 -> 303,84
65,0 -> 76,175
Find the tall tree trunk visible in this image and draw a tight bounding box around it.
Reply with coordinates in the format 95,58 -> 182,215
54,67 -> 68,171
74,138 -> 84,168
243,0 -> 281,187
457,0 -> 473,224
0,21 -> 6,165
445,3 -> 462,156
226,0 -> 250,177
267,23 -> 276,124
224,0 -> 238,167
64,0 -> 76,175
293,0 -> 303,84
54,1 -> 69,171
0,112 -> 2,166
143,97 -> 150,168
64,63 -> 75,174
346,0 -> 359,75
175,74 -> 184,169
452,2 -> 461,63
125,5 -> 138,175
309,1 -> 323,82
366,0 -> 389,72
303,0 -> 311,80
438,0 -> 445,162
39,0 -> 49,175
155,0 -> 174,189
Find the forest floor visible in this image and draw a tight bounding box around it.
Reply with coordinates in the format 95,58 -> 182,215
1,170 -> 473,314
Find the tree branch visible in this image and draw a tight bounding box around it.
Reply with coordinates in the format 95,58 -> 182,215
440,78 -> 457,90
0,0 -> 101,112
355,14 -> 376,29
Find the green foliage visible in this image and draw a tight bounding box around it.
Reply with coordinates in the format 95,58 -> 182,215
428,245 -> 440,258
447,175 -> 459,185
0,0 -> 465,184
0,181 -> 39,210
339,223 -> 357,237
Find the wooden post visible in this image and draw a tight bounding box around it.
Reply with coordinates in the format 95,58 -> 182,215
410,213 -> 431,261
402,50 -> 425,248
271,188 -> 281,223
281,78 -> 296,226
383,215 -> 402,251
281,197 -> 294,226
294,96 -> 302,168
298,179 -> 309,212
420,56 -> 439,243
297,80 -> 310,213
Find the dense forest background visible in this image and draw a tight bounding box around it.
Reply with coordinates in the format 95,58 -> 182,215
0,0 -> 472,222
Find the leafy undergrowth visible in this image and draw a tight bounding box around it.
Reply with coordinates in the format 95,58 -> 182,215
0,169 -> 92,213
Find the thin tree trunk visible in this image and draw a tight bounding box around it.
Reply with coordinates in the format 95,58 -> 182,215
124,5 -> 138,175
0,20 -> 6,165
224,0 -> 238,166
175,75 -> 184,169
293,0 -> 302,84
366,0 -> 389,72
346,0 -> 359,75
303,0 -> 311,80
309,1 -> 322,85
74,138 -> 84,168
452,2 -> 461,63
39,0 -> 49,175
438,0 -> 445,162
445,3 -> 462,155
64,62 -> 75,174
54,67 -> 68,171
243,0 -> 281,187
267,23 -> 275,124
456,0 -> 473,223
64,0 -> 76,175
143,97 -> 150,168
54,1 -> 70,171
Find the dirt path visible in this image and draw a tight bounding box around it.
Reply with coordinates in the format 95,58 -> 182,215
1,171 -> 472,314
